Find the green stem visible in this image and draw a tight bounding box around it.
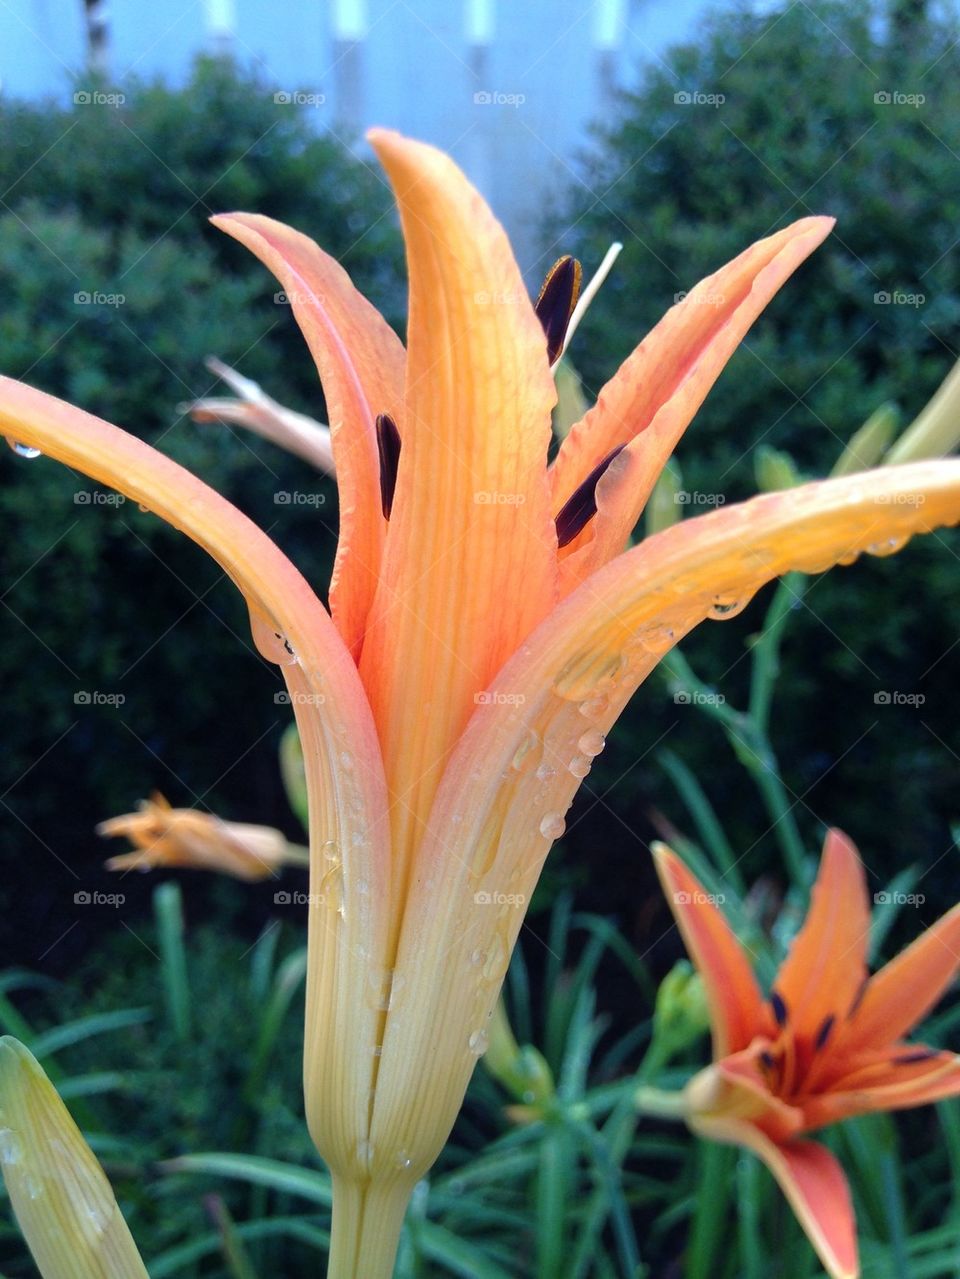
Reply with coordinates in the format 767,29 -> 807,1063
327,1176 -> 413,1279
748,573 -> 806,734
633,1085 -> 687,1120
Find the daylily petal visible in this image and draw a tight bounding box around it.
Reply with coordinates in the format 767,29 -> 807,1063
804,1047 -> 960,1128
183,355 -> 335,474
550,216 -> 835,594
358,129 -> 559,920
211,212 -> 405,658
685,1048 -> 804,1142
0,377 -> 391,1178
652,844 -> 765,1056
98,794 -> 304,881
691,1117 -> 858,1279
0,1037 -> 150,1279
364,461 -> 960,1177
775,830 -> 870,1047
845,900 -> 960,1051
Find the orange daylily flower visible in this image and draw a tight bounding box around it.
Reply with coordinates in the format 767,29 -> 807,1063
3,129 -> 960,1275
653,833 -> 960,1279
98,792 -> 308,881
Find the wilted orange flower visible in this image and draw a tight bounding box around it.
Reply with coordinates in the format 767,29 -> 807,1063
653,832 -> 960,1279
99,792 -> 307,881
3,130 -> 960,1275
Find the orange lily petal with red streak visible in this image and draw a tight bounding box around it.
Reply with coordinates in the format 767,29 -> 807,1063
0,376 -> 391,1178
691,1116 -> 858,1279
363,461 -> 960,1172
211,212 -> 406,659
550,216 -> 835,595
358,129 -> 558,925
775,829 -> 870,1044
844,900 -> 960,1051
652,844 -> 764,1056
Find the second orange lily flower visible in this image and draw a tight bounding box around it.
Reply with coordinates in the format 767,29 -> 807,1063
652,833 -> 960,1279
3,129 -> 960,1275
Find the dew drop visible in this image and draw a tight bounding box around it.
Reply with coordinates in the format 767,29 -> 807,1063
539,812 -> 566,839
468,1028 -> 489,1055
138,503 -> 150,514
339,750 -> 354,770
568,755 -> 592,779
481,935 -> 508,983
867,535 -> 910,558
707,594 -> 750,620
249,609 -> 298,666
469,947 -> 487,967
395,1150 -> 413,1170
321,840 -> 339,862
635,623 -> 676,654
579,693 -> 609,719
511,729 -> 542,774
0,1128 -> 20,1165
4,438 -> 41,459
577,729 -> 606,757
534,761 -> 557,782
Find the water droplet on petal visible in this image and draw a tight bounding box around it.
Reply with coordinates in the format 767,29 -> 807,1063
579,693 -> 609,719
468,1028 -> 489,1055
867,535 -> 910,558
248,609 -> 298,666
635,623 -> 676,654
511,729 -> 542,773
707,594 -> 750,620
0,1128 -> 21,1165
535,761 -> 557,782
5,438 -> 41,459
395,1150 -> 413,1170
539,812 -> 566,840
568,755 -> 591,778
577,729 -> 606,757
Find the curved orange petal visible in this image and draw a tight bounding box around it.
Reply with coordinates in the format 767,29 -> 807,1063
358,129 -> 558,926
363,461 -> 960,1178
652,845 -> 765,1056
691,1118 -> 859,1279
0,376 -> 391,1177
211,212 -> 406,659
775,830 -> 870,1046
686,1049 -> 804,1142
550,216 -> 835,594
845,900 -> 960,1051
805,1047 -> 960,1128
